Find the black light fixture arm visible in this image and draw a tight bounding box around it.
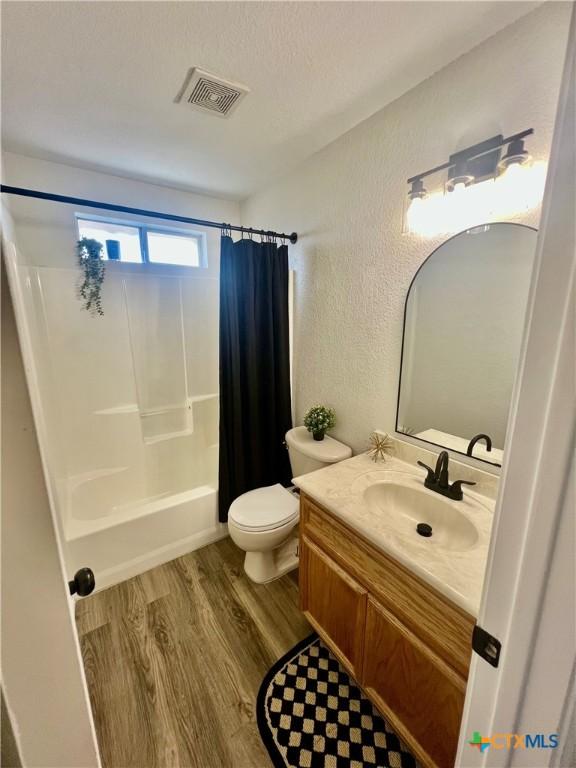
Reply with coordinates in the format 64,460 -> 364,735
0,185 -> 298,244
407,128 -> 534,185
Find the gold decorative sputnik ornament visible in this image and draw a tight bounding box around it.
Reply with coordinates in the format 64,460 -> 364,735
367,432 -> 394,462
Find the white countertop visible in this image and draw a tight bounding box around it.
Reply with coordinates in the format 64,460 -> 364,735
294,451 -> 495,617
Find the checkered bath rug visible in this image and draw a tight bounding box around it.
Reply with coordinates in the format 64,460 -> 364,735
257,634 -> 420,768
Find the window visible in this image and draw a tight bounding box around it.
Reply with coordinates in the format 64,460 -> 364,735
77,217 -> 204,267
147,230 -> 199,266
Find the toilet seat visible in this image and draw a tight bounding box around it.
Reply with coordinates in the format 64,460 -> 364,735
228,484 -> 299,532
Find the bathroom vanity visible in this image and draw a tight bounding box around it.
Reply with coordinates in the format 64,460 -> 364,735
295,448 -> 496,768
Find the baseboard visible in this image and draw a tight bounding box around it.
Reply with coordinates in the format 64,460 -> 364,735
93,526 -> 229,592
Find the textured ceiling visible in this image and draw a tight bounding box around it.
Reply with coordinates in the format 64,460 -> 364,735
1,1 -> 538,199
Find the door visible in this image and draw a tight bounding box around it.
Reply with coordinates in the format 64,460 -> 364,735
457,12 -> 575,767
1,243 -> 100,766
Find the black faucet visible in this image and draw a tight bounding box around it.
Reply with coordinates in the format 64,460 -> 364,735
467,433 -> 492,457
417,451 -> 476,501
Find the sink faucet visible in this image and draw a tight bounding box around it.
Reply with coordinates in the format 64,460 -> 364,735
467,433 -> 492,457
417,451 -> 476,501
435,450 -> 449,489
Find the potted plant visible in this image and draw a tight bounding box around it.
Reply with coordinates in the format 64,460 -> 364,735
77,237 -> 105,315
303,405 -> 336,441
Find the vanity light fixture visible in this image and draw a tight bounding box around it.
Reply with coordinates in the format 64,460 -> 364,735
445,159 -> 475,192
408,178 -> 427,200
405,178 -> 428,233
405,128 -> 545,237
498,135 -> 530,171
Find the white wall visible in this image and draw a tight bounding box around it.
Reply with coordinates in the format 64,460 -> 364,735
241,3 -> 571,453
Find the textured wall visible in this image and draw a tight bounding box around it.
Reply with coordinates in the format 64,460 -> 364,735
241,3 -> 571,454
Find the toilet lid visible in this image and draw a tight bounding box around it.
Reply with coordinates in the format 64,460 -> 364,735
228,484 -> 299,532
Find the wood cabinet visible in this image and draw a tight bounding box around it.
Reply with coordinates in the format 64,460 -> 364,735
299,492 -> 475,768
300,536 -> 367,678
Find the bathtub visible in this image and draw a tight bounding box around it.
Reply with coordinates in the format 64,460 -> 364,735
65,479 -> 227,591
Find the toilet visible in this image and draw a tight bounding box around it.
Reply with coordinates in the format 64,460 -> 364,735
228,426 -> 352,583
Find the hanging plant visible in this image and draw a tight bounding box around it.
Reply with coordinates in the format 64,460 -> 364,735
76,237 -> 105,315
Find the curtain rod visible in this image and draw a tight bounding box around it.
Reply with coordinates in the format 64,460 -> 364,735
0,185 -> 298,244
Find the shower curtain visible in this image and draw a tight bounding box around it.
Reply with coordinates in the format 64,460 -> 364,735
218,235 -> 292,523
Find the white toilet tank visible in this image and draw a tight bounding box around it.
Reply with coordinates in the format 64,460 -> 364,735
285,426 -> 352,478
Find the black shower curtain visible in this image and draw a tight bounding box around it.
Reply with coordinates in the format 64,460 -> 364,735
218,235 -> 293,522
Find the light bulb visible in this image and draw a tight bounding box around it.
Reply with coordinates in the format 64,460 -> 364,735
501,161 -> 524,184
494,160 -> 546,216
406,196 -> 424,233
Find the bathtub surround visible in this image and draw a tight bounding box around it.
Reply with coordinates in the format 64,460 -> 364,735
2,155 -> 239,589
218,235 -> 293,522
241,3 -> 571,454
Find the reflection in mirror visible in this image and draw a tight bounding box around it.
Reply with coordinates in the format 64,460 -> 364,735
396,223 -> 538,466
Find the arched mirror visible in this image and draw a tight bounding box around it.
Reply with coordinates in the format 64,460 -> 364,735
396,222 -> 538,466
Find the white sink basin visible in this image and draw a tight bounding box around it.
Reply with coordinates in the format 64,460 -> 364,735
363,481 -> 479,551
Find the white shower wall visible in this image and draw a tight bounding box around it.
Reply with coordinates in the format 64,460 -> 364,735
34,266 -> 219,506
7,256 -> 225,588
3,154 -> 240,588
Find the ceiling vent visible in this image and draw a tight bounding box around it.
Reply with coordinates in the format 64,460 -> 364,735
177,68 -> 249,118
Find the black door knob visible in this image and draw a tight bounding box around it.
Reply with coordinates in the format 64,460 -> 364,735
68,567 -> 95,597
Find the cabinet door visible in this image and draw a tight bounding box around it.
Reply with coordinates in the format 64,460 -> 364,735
363,597 -> 466,768
300,536 -> 367,679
